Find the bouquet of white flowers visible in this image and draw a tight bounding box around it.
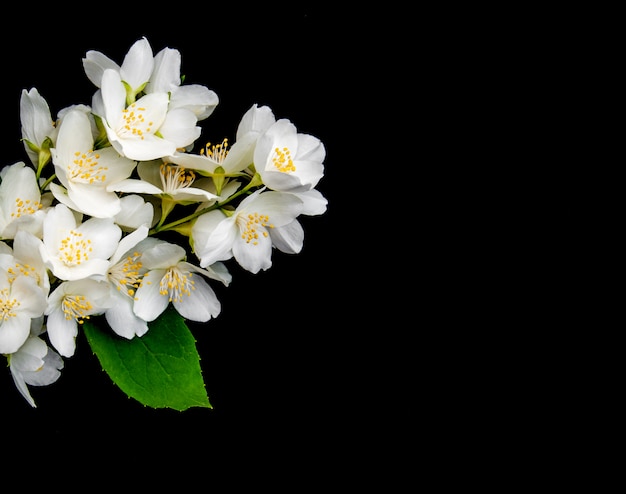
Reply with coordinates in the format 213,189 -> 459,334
1,36 -> 327,410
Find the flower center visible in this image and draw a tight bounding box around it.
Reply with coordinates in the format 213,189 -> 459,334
0,288 -> 19,322
160,164 -> 196,194
159,267 -> 195,303
237,212 -> 273,245
201,138 -> 229,164
109,252 -> 143,297
119,103 -> 154,140
58,230 -> 93,266
11,197 -> 43,218
68,150 -> 108,184
61,295 -> 92,323
272,146 -> 296,173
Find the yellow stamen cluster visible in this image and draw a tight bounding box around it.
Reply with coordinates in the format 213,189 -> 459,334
109,252 -> 143,297
11,197 -> 43,218
238,212 -> 273,245
0,288 -> 20,322
159,267 -> 195,303
61,295 -> 92,323
201,138 -> 229,164
59,230 -> 93,266
69,150 -> 108,184
160,164 -> 196,193
121,103 -> 153,140
6,263 -> 39,284
272,146 -> 296,173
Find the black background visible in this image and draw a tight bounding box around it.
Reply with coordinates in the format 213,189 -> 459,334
2,7 -> 373,459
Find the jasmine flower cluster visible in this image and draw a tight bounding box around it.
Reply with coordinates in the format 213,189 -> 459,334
1,37 -> 326,407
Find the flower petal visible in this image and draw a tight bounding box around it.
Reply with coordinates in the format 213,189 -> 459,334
173,276 -> 220,322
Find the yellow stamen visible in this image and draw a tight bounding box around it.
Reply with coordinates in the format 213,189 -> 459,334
68,150 -> 108,184
159,164 -> 196,193
0,288 -> 20,321
272,146 -> 296,173
201,138 -> 229,164
238,212 -> 274,245
58,230 -> 92,266
108,252 -> 143,298
120,104 -> 153,140
62,295 -> 93,323
11,197 -> 43,218
159,267 -> 195,303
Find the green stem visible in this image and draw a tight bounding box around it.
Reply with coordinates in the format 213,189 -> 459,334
40,174 -> 56,192
149,206 -> 216,235
150,174 -> 263,235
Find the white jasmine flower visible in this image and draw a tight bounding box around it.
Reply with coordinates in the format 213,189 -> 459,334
98,68 -> 176,161
0,161 -> 49,239
0,260 -> 47,354
45,278 -> 112,357
8,317 -> 63,408
191,188 -> 303,274
0,229 -> 51,295
5,35 -> 330,410
38,203 -> 122,281
97,66 -> 204,161
49,109 -> 137,218
83,36 -> 154,101
20,88 -> 57,171
133,240 -> 229,323
97,225 -> 152,339
254,119 -> 325,193
111,161 -> 219,204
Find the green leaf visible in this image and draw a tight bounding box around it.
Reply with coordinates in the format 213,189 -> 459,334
83,308 -> 211,411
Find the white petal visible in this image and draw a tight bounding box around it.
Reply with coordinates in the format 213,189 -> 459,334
114,195 -> 154,230
10,366 -> 36,408
233,230 -> 273,274
45,309 -> 78,358
108,178 -> 163,194
101,69 -> 127,123
140,242 -> 186,269
68,185 -> 121,218
133,270 -> 169,322
236,104 -> 276,140
173,276 -> 220,322
270,220 -> 304,254
77,218 -> 121,259
20,88 -> 55,147
169,85 -> 219,120
11,338 -> 47,370
117,135 -> 177,162
0,315 -> 31,354
148,47 -> 181,93
105,293 -> 148,339
23,348 -> 63,386
83,50 -> 119,87
192,211 -> 237,267
54,110 -> 94,167
159,108 -> 201,149
120,37 -> 154,91
110,224 -> 149,265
